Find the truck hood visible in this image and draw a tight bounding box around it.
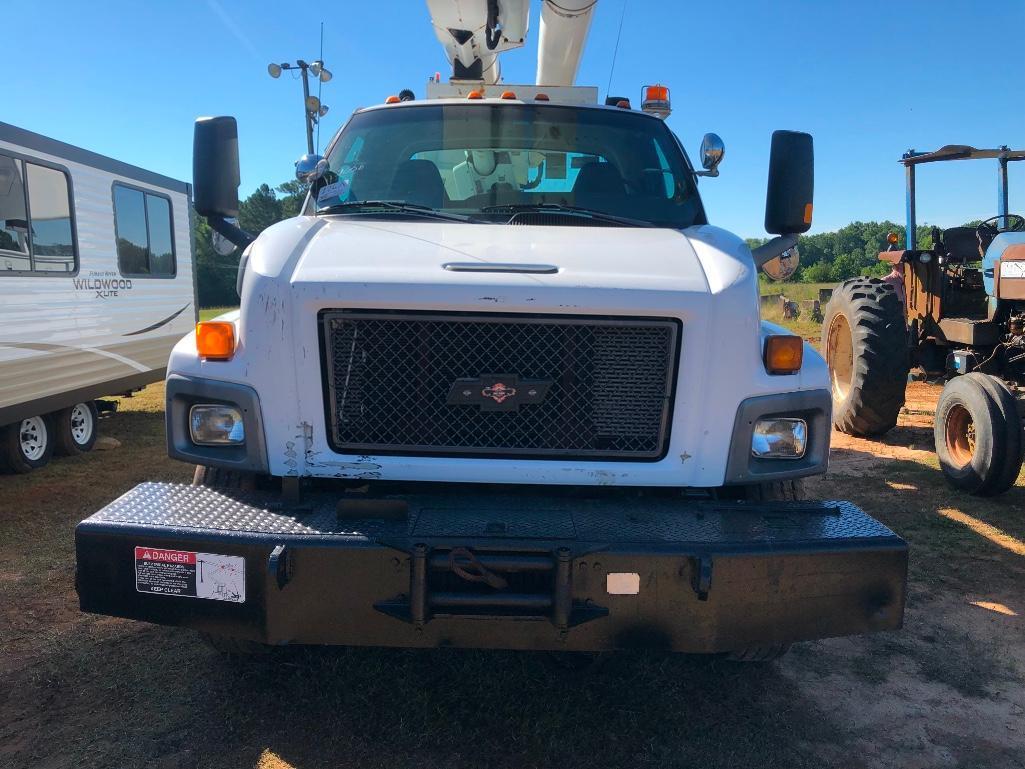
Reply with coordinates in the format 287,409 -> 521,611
278,218 -> 712,294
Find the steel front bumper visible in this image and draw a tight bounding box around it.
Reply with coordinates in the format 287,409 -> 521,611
76,483 -> 907,653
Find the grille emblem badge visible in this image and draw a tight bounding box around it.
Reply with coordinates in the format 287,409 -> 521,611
482,382 -> 516,403
447,374 -> 553,412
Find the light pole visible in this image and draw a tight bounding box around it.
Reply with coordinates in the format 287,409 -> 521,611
268,59 -> 332,155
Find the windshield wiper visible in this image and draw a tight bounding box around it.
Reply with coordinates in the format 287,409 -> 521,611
480,203 -> 656,228
318,200 -> 477,223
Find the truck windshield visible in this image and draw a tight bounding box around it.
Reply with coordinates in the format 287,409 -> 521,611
317,103 -> 705,228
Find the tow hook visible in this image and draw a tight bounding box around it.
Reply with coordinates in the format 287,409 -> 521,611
269,544 -> 293,589
692,555 -> 713,601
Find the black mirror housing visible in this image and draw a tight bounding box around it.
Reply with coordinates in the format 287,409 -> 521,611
765,130 -> 814,235
193,116 -> 241,219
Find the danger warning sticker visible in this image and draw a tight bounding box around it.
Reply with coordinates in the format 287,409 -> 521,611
135,547 -> 245,603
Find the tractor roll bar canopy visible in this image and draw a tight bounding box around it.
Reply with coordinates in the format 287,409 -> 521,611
901,145 -> 1023,250
901,145 -> 1025,165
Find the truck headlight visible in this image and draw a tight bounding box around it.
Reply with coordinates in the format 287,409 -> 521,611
751,418 -> 806,459
189,404 -> 245,445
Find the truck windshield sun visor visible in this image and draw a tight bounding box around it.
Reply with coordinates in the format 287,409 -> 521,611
314,104 -> 706,229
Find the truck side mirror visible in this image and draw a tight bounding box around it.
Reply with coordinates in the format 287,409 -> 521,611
193,116 -> 252,249
194,116 -> 241,219
765,130 -> 814,235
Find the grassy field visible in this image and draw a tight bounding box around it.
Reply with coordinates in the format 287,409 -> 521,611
200,306 -> 238,321
760,281 -> 835,343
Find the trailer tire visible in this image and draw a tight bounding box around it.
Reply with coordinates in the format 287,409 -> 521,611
935,373 -> 1022,495
54,401 -> 99,456
725,644 -> 792,663
0,415 -> 54,474
823,278 -> 909,437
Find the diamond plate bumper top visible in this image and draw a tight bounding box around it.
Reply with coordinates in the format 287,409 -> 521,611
76,483 -> 907,652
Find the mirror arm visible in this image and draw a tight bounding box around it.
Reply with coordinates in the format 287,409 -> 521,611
207,215 -> 254,250
752,234 -> 798,268
694,168 -> 719,178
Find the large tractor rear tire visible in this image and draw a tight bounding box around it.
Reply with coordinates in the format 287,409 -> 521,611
822,278 -> 909,437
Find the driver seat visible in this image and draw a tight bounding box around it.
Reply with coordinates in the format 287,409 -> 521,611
938,226 -> 988,262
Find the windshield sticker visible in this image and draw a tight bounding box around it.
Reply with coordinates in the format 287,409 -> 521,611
317,179 -> 350,204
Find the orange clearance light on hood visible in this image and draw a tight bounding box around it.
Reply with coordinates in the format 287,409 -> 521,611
385,95 -> 401,104
467,90 -> 484,100
196,321 -> 235,360
500,90 -> 517,99
534,93 -> 550,101
764,335 -> 803,374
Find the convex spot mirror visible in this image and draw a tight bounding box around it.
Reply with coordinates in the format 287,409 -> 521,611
295,154 -> 329,185
211,218 -> 240,256
698,133 -> 725,176
765,130 -> 814,235
762,246 -> 800,281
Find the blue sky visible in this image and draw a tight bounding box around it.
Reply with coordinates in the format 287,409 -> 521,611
4,0 -> 1023,237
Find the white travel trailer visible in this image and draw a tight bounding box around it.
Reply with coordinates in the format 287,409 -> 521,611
0,122 -> 195,472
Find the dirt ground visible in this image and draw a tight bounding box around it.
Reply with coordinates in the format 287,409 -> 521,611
1,381 -> 1024,769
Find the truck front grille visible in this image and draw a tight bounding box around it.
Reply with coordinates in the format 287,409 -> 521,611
321,311 -> 678,459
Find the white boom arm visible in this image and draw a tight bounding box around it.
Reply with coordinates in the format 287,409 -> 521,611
536,0 -> 597,87
425,0 -> 530,84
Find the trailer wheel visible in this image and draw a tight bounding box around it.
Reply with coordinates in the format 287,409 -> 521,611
725,644 -> 792,663
935,373 -> 1023,495
54,401 -> 99,455
0,415 -> 54,474
822,278 -> 909,437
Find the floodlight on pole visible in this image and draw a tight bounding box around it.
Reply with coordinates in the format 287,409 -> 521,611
267,57 -> 332,155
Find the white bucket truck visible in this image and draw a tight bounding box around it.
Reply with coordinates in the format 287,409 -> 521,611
76,0 -> 906,659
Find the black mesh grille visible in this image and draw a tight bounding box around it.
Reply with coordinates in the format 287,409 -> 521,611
322,312 -> 678,459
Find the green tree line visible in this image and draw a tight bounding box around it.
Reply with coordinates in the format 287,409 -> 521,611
193,180 -> 305,307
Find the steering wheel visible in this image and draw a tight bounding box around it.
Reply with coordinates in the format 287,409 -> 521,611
977,214 -> 1025,236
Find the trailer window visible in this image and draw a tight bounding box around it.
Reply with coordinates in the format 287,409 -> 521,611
113,184 -> 175,277
0,153 -> 77,275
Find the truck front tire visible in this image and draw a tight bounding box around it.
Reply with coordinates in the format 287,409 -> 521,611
823,278 -> 909,437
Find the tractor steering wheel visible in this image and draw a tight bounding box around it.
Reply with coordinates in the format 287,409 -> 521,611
977,214 -> 1025,236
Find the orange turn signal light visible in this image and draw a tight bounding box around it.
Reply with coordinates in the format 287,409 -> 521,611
500,90 -> 516,100
764,335 -> 803,374
385,95 -> 401,104
196,321 -> 235,361
803,203 -> 814,225
887,231 -> 899,245
467,90 -> 484,100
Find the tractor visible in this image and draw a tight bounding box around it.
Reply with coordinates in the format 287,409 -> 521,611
823,145 -> 1025,495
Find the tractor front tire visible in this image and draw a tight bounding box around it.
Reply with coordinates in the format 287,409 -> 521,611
935,373 -> 1024,496
822,278 -> 909,437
